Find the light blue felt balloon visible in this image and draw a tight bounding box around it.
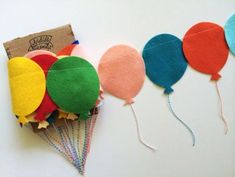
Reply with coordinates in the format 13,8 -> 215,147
142,34 -> 188,94
225,13 -> 235,55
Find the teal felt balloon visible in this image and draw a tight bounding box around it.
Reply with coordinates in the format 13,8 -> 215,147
225,13 -> 235,55
47,56 -> 100,119
142,34 -> 188,94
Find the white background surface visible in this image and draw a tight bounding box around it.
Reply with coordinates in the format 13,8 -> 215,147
0,0 -> 235,177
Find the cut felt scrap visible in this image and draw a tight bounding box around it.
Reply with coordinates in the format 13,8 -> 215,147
8,57 -> 46,124
142,34 -> 188,94
225,13 -> 235,55
183,22 -> 229,80
46,56 -> 100,119
31,54 -> 58,122
98,45 -> 145,105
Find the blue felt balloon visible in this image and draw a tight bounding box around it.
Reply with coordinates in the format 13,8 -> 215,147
225,13 -> 235,55
142,34 -> 188,94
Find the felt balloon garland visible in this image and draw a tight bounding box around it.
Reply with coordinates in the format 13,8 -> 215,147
98,44 -> 156,151
142,34 -> 195,146
6,12 -> 235,175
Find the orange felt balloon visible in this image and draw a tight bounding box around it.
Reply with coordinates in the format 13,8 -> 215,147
183,22 -> 229,80
57,44 -> 77,56
98,45 -> 145,104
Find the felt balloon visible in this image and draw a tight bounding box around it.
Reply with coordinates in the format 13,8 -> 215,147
8,57 -> 46,124
183,22 -> 229,80
57,44 -> 77,56
142,34 -> 188,94
142,34 -> 195,146
47,56 -> 100,119
98,45 -> 156,151
98,45 -> 145,104
31,54 -> 58,121
225,13 -> 235,55
24,50 -> 56,58
71,45 -> 87,59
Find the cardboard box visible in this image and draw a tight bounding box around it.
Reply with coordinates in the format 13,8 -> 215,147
3,24 -> 75,58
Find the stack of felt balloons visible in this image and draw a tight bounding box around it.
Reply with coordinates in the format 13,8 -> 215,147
8,41 -> 102,175
7,13 -> 235,175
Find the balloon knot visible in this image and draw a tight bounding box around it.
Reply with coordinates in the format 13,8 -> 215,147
18,115 -> 29,125
211,73 -> 221,81
79,112 -> 89,120
164,87 -> 174,95
124,98 -> 134,105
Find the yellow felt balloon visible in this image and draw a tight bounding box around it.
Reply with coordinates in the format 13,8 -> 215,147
8,57 -> 46,125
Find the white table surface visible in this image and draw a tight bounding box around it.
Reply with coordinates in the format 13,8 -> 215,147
0,0 -> 235,177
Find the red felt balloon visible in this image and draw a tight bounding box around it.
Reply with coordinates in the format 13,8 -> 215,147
57,44 -> 77,56
31,54 -> 58,121
183,22 -> 229,80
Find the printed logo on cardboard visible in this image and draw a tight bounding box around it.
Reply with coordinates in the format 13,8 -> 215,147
28,35 -> 53,51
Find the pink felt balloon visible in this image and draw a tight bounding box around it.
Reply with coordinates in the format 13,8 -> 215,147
24,50 -> 56,58
71,45 -> 87,58
98,45 -> 145,104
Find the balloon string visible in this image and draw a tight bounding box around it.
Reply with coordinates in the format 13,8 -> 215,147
25,125 -> 73,162
215,81 -> 228,134
81,120 -> 88,175
62,126 -> 82,173
44,129 -> 73,160
167,95 -> 196,146
53,124 -> 76,163
129,104 -> 156,151
77,120 -> 81,159
69,121 -> 75,147
87,109 -> 98,153
41,131 -> 74,164
62,124 -> 79,159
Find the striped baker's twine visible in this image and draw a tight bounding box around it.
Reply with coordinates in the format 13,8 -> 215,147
44,129 -> 74,161
25,124 -> 74,164
61,124 -> 82,172
39,131 -> 75,165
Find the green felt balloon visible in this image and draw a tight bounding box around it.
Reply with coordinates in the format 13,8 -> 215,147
47,56 -> 100,119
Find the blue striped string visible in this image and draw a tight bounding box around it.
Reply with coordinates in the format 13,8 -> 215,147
167,94 -> 196,146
